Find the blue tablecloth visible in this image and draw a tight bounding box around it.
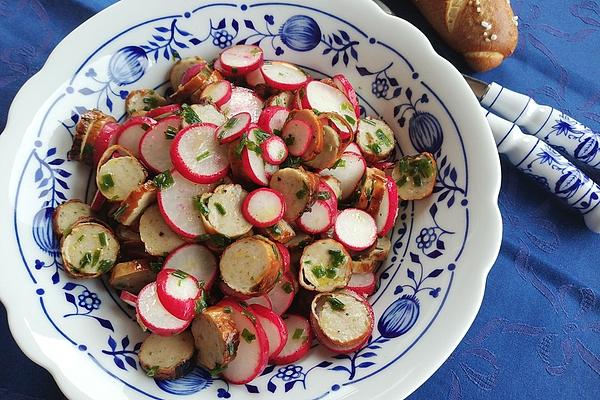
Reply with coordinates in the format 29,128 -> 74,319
1,1 -> 599,399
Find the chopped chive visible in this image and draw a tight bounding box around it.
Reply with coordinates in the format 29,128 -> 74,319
99,174 -> 114,191
98,232 -> 107,247
340,102 -> 353,112
143,96 -> 160,109
317,191 -> 331,200
284,135 -> 295,146
193,195 -> 210,216
181,104 -> 201,124
280,155 -> 302,169
362,118 -> 376,126
98,259 -> 114,273
153,170 -> 174,190
171,269 -> 189,280
195,291 -> 209,314
149,259 -> 163,273
311,265 -> 326,279
273,128 -> 282,136
293,328 -> 304,340
344,114 -> 356,125
295,182 -> 309,199
375,128 -> 392,146
214,202 -> 226,216
331,158 -> 346,169
312,108 -> 322,116
327,297 -> 345,311
242,309 -> 257,324
325,267 -> 337,279
79,252 -> 92,268
282,282 -> 293,294
164,125 -> 178,139
223,117 -> 238,131
77,234 -> 85,242
253,129 -> 270,144
146,366 -> 159,377
91,248 -> 101,268
241,328 -> 256,343
367,142 -> 382,155
223,306 -> 232,314
141,123 -> 151,131
209,363 -> 227,376
227,341 -> 236,355
196,150 -> 211,162
112,204 -> 128,220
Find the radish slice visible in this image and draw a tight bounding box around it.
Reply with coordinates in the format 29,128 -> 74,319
93,122 -> 120,166
156,268 -> 202,321
319,152 -> 367,200
170,123 -> 229,184
258,106 -> 289,135
117,116 -> 156,158
302,80 -> 358,133
282,119 -> 313,157
344,142 -> 362,156
260,61 -> 308,91
200,80 -> 233,107
120,290 -> 138,307
164,243 -> 218,291
219,300 -> 269,384
245,295 -> 273,309
139,115 -> 181,173
146,104 -> 182,120
317,180 -> 338,216
220,45 -> 264,74
347,273 -> 377,297
242,188 -> 286,228
157,169 -> 217,239
136,282 -> 191,336
245,67 -> 266,87
241,128 -> 269,186
251,304 -> 288,359
215,112 -> 251,144
264,162 -> 279,180
220,87 -> 264,123
275,243 -> 291,274
333,74 -> 360,118
376,176 -> 399,237
261,136 -> 288,165
297,200 -> 335,234
90,190 -> 106,212
266,273 -> 296,315
270,315 -> 312,365
181,62 -> 207,86
334,208 -> 377,251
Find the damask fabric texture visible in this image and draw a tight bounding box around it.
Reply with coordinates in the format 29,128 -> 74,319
0,1 -> 598,399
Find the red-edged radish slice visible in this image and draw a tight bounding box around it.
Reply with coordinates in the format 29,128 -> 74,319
90,190 -> 106,212
117,116 -> 156,158
260,61 -> 309,91
242,188 -> 286,228
270,315 -> 312,365
200,80 -> 233,107
219,45 -> 264,74
219,300 -> 269,384
240,128 -> 269,186
156,268 -> 202,321
302,80 -> 358,133
157,169 -> 217,239
245,67 -> 266,87
164,244 -> 218,290
171,123 -> 229,184
344,142 -> 362,156
261,136 -> 288,165
319,152 -> 366,200
213,57 -> 239,78
93,122 -> 120,166
297,200 -> 335,234
376,176 -> 399,237
264,162 -> 279,181
181,62 -> 207,86
347,273 -> 377,297
245,295 -> 273,309
120,290 -> 138,307
146,104 -> 182,120
333,74 -> 360,118
373,161 -> 395,171
250,304 -> 288,359
220,87 -> 264,123
136,282 -> 191,336
282,119 -> 313,157
334,208 -> 377,251
275,243 -> 291,274
317,180 -> 338,215
266,273 -> 296,315
139,115 -> 181,173
258,106 -> 289,135
215,112 -> 251,144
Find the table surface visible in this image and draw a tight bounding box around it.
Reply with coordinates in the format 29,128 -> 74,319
1,1 -> 599,399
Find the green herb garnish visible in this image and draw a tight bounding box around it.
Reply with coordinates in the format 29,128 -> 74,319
171,269 -> 189,280
192,195 -> 210,217
164,125 -> 178,140
312,108 -> 322,116
253,129 -> 270,144
331,158 -> 346,169
269,224 -> 282,236
293,328 -> 305,340
98,232 -> 107,247
209,363 -> 227,376
282,282 -> 293,294
227,341 -> 236,356
208,234 -> 233,249
295,182 -> 309,199
196,150 -> 211,162
311,265 -> 326,279
284,135 -> 295,146
181,104 -> 201,124
146,366 -> 159,377
79,252 -> 92,269
99,174 -> 114,191
77,235 -> 85,242
195,291 -> 209,314
214,202 -> 226,216
143,96 -> 160,110
280,155 -> 302,169
98,260 -> 114,273
241,328 -> 256,343
91,248 -> 101,268
362,118 -> 376,126
367,142 -> 382,155
344,114 -> 356,126
223,306 -> 232,314
374,128 -> 392,146
112,204 -> 128,220
149,259 -> 163,273
273,128 -> 282,136
317,191 -> 331,200
141,123 -> 151,131
153,170 -> 174,190
327,297 -> 345,311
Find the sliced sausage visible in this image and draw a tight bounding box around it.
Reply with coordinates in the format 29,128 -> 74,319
139,331 -> 196,380
392,152 -> 437,201
304,125 -> 340,170
269,168 -> 320,222
350,236 -> 391,273
96,155 -> 147,202
125,89 -> 167,117
286,109 -> 323,161
169,56 -> 207,89
299,239 -> 351,292
191,305 -> 240,370
69,109 -> 116,163
52,200 -> 92,238
114,181 -> 157,226
356,117 -> 396,163
139,204 -> 185,256
109,259 -> 157,294
257,219 -> 296,244
199,184 -> 253,239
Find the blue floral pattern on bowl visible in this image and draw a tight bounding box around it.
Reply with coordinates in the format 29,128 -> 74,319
13,2 -> 474,399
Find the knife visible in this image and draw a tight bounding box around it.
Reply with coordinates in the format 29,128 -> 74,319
464,75 -> 600,170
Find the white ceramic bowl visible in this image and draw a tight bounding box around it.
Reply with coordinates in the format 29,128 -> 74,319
0,0 -> 502,399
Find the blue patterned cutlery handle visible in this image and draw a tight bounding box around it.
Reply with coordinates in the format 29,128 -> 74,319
481,82 -> 600,170
485,109 -> 600,233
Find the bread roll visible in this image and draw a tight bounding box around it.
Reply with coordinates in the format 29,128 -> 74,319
412,0 -> 518,71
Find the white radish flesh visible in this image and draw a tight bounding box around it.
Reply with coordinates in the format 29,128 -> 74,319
261,61 -> 308,91
266,273 -> 296,315
261,136 -> 288,165
241,128 -> 269,186
303,80 -> 358,133
146,104 -> 182,120
220,45 -> 264,74
334,208 -> 377,251
220,87 -> 264,123
181,104 -> 226,129
344,142 -> 362,156
282,119 -> 313,157
297,200 -> 334,234
120,290 -> 138,307
157,170 -> 217,239
156,268 -> 202,321
164,243 -> 218,290
333,74 -> 361,118
347,273 -> 377,297
319,152 -> 366,200
200,80 -> 233,107
242,188 -> 285,228
250,304 -> 288,359
136,282 -> 191,336
376,176 -> 399,237
139,115 -> 181,173
117,117 -> 156,157
215,112 -> 251,144
270,315 -> 311,365
170,123 -> 229,184
258,106 -> 289,135
245,295 -> 273,309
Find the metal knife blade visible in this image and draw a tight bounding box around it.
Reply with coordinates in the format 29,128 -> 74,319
462,75 -> 491,101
